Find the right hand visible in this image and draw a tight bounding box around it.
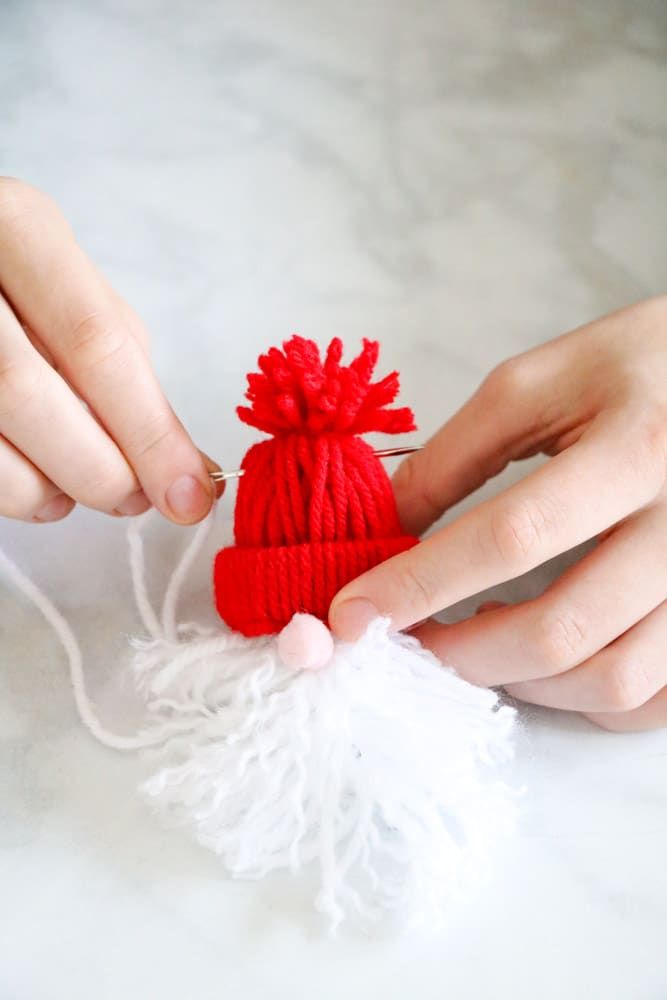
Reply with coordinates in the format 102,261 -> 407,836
0,178 -> 221,525
330,297 -> 667,731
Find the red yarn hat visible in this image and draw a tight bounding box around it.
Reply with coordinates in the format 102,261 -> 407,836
214,336 -> 418,637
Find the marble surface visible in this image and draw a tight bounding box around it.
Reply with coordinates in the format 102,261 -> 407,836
1,1 -> 667,996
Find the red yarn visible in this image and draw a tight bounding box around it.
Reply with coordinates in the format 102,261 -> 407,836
215,336 -> 418,636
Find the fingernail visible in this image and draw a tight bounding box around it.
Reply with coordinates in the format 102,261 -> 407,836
200,451 -> 225,499
405,616 -> 431,633
476,600 -> 507,615
329,597 -> 381,641
33,495 -> 74,523
165,474 -> 211,523
114,490 -> 151,517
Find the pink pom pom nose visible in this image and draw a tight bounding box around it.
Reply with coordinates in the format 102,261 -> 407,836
277,614 -> 334,671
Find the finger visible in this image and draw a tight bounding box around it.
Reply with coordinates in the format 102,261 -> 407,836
22,323 -> 57,369
0,434 -> 75,522
392,383 -> 528,536
411,504 -> 667,687
330,409 -> 665,639
585,688 -> 667,732
506,600 -> 667,721
0,292 -> 143,512
391,337 -> 585,535
94,271 -> 150,354
0,180 -> 212,524
391,301 -> 646,536
201,452 -> 226,501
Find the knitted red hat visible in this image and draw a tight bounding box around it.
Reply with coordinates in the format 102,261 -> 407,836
214,336 -> 418,637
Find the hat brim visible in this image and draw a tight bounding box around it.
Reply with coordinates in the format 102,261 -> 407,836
214,535 -> 418,637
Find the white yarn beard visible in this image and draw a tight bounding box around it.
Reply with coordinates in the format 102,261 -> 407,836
133,619 -> 517,930
0,509 -> 518,931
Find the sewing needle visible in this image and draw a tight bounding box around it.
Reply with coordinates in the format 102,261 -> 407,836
208,444 -> 423,483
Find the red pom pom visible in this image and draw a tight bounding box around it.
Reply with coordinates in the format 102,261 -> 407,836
237,336 -> 416,437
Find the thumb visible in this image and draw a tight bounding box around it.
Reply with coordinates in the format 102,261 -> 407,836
329,535 -> 446,641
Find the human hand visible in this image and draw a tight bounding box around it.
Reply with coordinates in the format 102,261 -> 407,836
330,298 -> 667,732
0,178 -> 221,525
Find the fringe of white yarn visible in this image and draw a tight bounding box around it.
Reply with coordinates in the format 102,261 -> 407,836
1,511 -> 518,930
127,514 -> 518,929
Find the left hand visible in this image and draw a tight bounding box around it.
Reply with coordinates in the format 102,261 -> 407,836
329,298 -> 667,732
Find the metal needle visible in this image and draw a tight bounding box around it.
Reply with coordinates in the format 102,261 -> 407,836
208,444 -> 423,483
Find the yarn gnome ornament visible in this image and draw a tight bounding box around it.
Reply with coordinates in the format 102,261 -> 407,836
0,335 -> 517,931
131,336 -> 517,928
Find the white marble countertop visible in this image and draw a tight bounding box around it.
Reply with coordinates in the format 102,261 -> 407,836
1,2 -> 667,997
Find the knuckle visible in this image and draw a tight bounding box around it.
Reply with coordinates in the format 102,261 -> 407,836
131,321 -> 150,353
394,453 -> 441,521
392,453 -> 417,495
585,712 -> 628,733
0,177 -> 33,219
67,310 -> 132,375
619,399 -> 667,467
486,497 -> 553,568
124,410 -> 176,461
0,177 -> 58,228
116,299 -> 151,352
530,607 -> 588,672
394,559 -> 438,619
639,293 -> 667,327
619,431 -> 667,504
603,655 -> 652,713
637,410 -> 667,488
77,461 -> 135,511
481,356 -> 528,402
0,358 -> 43,417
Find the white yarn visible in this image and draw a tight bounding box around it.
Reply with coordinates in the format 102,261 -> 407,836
0,544 -> 155,751
0,510 -> 216,751
0,511 -> 518,929
135,620 -> 517,928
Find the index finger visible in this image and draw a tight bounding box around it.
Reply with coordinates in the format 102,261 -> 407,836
0,179 -> 213,524
329,408 -> 665,638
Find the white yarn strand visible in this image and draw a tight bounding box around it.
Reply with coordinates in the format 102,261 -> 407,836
0,545 -> 155,751
1,513 -> 518,929
0,509 -> 218,753
159,509 -> 216,641
127,513 -> 163,640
